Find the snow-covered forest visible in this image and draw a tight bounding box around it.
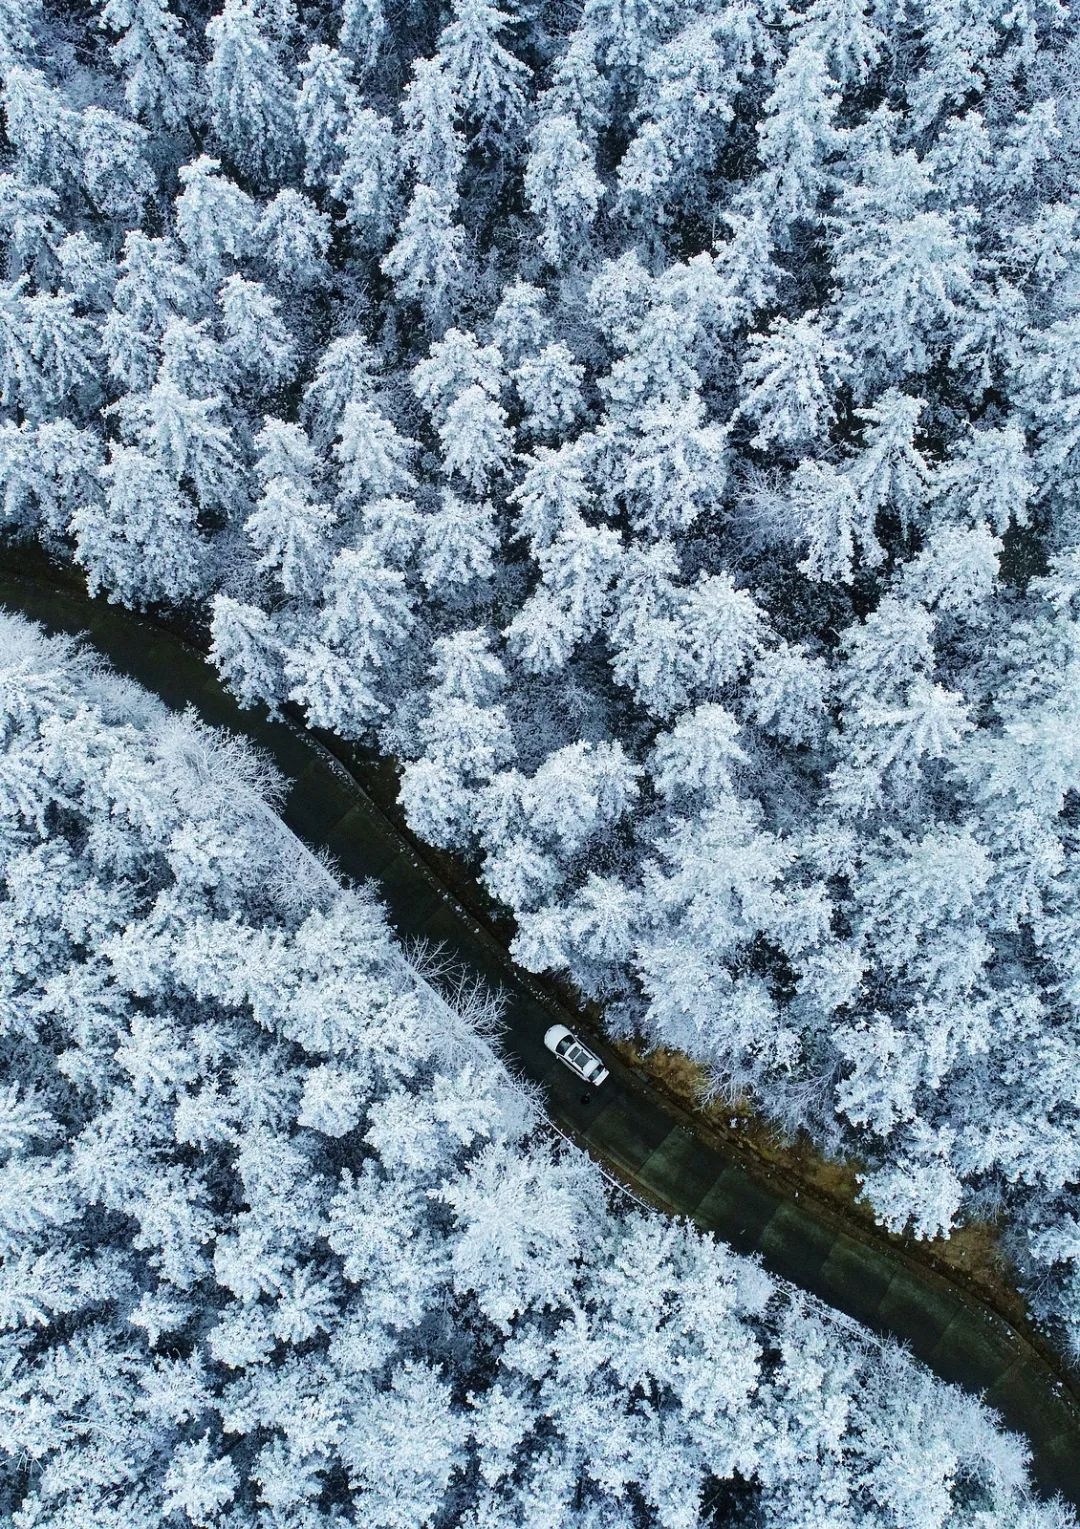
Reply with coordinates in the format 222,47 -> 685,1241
5,0 -> 1080,1358
0,609 -> 1072,1528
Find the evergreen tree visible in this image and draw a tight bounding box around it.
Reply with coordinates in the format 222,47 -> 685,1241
296,44 -> 359,187
96,0 -> 195,129
739,314 -> 845,453
437,0 -> 529,145
756,40 -> 840,229
382,187 -> 466,325
256,189 -> 331,287
402,55 -> 465,191
205,0 -> 296,187
524,115 -> 604,264
174,155 -> 256,275
333,106 -> 400,248
72,443 -> 207,603
218,275 -> 296,392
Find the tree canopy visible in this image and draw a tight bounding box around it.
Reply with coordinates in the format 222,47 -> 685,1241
6,0 -> 1080,1372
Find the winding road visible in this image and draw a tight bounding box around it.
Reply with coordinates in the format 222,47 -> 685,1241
3,559 -> 1080,1508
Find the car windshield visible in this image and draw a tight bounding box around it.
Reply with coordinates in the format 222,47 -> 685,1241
555,1034 -> 574,1057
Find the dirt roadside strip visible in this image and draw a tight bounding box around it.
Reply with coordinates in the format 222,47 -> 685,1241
3,554 -> 1079,1508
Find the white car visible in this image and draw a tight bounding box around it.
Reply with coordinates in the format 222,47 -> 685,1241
544,1024 -> 609,1086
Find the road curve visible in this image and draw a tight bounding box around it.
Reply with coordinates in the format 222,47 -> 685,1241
2,561 -> 1079,1508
